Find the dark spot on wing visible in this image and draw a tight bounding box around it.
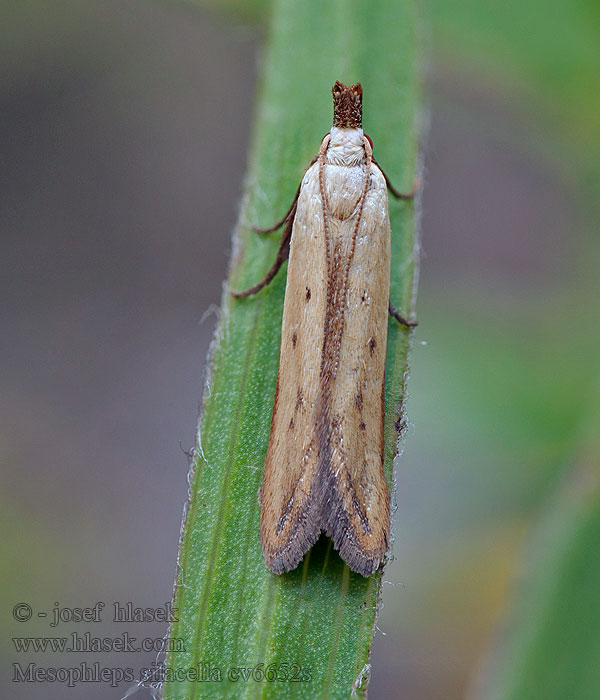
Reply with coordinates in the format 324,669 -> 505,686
305,286 -> 311,301
276,493 -> 295,535
359,421 -> 366,431
352,491 -> 371,534
291,331 -> 297,348
369,338 -> 376,355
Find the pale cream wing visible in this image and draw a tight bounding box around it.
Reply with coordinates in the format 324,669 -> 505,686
259,163 -> 328,573
323,164 -> 391,575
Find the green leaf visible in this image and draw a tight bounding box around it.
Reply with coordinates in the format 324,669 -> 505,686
472,386 -> 600,700
164,0 -> 421,697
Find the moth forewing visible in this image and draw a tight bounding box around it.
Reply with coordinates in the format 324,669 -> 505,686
261,138 -> 391,576
258,160 -> 328,573
322,159 -> 391,575
235,82 -> 413,577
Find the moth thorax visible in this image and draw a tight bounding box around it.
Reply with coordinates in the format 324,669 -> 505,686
327,126 -> 365,165
332,81 -> 363,129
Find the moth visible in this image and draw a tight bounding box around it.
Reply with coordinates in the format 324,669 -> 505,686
233,81 -> 417,577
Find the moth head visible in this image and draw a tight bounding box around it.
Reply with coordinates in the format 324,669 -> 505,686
332,81 -> 363,129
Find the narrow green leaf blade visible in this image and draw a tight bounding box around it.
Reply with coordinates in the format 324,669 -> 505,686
165,1 -> 421,697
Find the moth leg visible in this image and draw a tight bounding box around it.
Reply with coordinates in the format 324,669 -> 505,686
252,154 -> 319,233
389,301 -> 418,327
372,157 -> 419,199
231,212 -> 294,298
251,182 -> 302,233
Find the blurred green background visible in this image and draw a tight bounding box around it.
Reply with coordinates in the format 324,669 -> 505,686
2,0 -> 598,699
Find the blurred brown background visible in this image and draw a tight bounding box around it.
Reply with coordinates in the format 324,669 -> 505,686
2,1 -> 597,699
